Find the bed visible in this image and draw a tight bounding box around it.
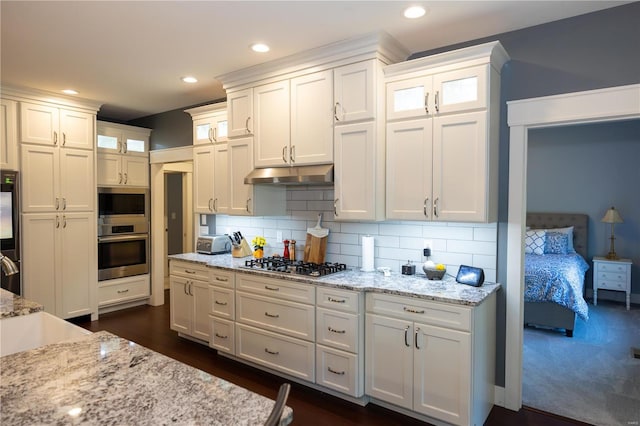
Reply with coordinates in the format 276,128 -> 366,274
524,213 -> 590,337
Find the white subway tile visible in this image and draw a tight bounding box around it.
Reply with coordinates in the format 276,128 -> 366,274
398,237 -> 427,250
325,243 -> 341,254
286,200 -> 307,211
474,227 -> 497,242
374,235 -> 400,249
378,247 -> 422,263
340,222 -> 379,235
472,254 -> 497,269
329,233 -> 359,245
291,190 -> 324,201
277,219 -> 307,230
379,223 -> 424,237
436,252 -> 473,266
341,244 -> 361,256
423,226 -> 473,240
447,240 -> 497,256
307,200 -> 335,211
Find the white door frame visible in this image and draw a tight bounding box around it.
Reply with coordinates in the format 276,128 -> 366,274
504,84 -> 640,410
149,146 -> 193,306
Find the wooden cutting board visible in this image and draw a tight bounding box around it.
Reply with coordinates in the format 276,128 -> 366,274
303,213 -> 328,264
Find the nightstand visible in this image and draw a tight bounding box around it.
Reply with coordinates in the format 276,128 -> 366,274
593,256 -> 632,310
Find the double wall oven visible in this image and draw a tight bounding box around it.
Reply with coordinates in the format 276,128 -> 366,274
98,187 -> 149,281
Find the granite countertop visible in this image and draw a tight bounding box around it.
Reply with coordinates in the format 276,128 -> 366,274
0,288 -> 43,318
0,330 -> 293,426
169,253 -> 500,306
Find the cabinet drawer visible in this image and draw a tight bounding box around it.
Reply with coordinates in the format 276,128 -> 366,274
596,271 -> 627,284
236,323 -> 315,381
595,262 -> 629,274
316,307 -> 359,353
366,293 -> 471,332
598,280 -> 626,291
211,269 -> 235,289
316,345 -> 362,397
209,316 -> 235,355
236,291 -> 315,341
316,287 -> 361,313
98,276 -> 150,306
210,286 -> 235,320
170,260 -> 209,281
237,274 -> 315,304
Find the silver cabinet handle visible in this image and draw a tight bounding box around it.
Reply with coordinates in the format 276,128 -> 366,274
124,173 -> 128,184
53,131 -> 58,146
212,128 -> 217,143
183,282 -> 188,295
435,91 -> 440,112
208,198 -> 213,212
264,348 -> 279,355
334,102 -> 341,121
62,133 -> 66,146
213,198 -> 218,212
119,173 -> 123,184
433,197 -> 439,218
123,141 -> 127,153
423,197 -> 429,218
208,128 -> 214,143
415,327 -> 421,349
328,367 -> 345,376
328,326 -> 346,334
404,325 -> 410,347
184,269 -> 196,274
403,307 -> 425,314
189,283 -> 193,296
117,289 -> 129,294
424,92 -> 429,114
334,198 -> 339,217
246,197 -> 251,213
328,297 -> 346,303
55,198 -> 60,210
62,215 -> 66,228
264,312 -> 280,318
290,145 -> 295,163
282,146 -> 288,163
215,333 -> 228,339
62,198 -> 66,210
214,300 -> 228,306
264,285 -> 280,291
245,117 -> 251,134
56,215 -> 60,228
215,277 -> 228,282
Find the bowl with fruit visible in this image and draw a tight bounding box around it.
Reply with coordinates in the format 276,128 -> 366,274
423,263 -> 446,280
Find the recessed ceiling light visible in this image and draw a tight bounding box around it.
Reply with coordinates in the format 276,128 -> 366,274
62,89 -> 78,95
182,76 -> 198,83
251,43 -> 270,53
404,6 -> 426,19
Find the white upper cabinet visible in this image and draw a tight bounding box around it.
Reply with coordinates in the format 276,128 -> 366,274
192,145 -> 215,214
227,88 -> 253,138
97,122 -> 149,155
253,80 -> 290,167
21,102 -> 94,150
334,60 -> 377,123
96,121 -> 150,187
192,108 -> 228,145
1,98 -> 18,171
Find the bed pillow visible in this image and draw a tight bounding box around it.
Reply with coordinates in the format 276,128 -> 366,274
529,226 -> 576,253
544,231 -> 569,254
524,230 -> 546,255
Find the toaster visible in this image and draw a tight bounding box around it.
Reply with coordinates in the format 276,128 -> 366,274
196,235 -> 231,255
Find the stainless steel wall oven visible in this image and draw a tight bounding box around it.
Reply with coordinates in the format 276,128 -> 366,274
97,187 -> 149,281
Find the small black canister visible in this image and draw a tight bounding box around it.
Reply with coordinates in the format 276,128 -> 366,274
402,260 -> 416,275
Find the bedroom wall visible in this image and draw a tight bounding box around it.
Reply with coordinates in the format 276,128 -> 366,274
526,119 -> 640,301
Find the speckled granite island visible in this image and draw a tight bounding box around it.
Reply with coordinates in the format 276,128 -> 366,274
169,253 -> 500,426
0,287 -> 43,318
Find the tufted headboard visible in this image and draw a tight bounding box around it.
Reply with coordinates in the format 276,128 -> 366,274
526,213 -> 589,258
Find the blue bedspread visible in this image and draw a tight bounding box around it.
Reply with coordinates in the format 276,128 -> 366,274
524,253 -> 590,321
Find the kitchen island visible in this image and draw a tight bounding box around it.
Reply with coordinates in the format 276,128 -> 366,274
0,289 -> 293,425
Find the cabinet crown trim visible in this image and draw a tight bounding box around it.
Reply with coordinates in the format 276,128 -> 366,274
1,84 -> 102,112
97,120 -> 152,136
185,102 -> 227,118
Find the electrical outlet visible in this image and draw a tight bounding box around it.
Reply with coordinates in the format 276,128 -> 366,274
200,215 -> 207,226
423,239 -> 432,250
276,231 -> 283,242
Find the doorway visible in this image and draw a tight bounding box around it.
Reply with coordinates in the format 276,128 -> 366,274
164,172 -> 192,288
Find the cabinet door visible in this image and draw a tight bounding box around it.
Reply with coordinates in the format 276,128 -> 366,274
254,80 -> 290,167
20,144 -> 59,212
97,153 -> 122,186
193,117 -> 214,145
59,109 -> 94,150
334,60 -> 377,123
123,131 -> 148,155
21,213 -> 59,316
210,317 -> 235,354
20,102 -> 59,146
192,145 -> 214,213
413,323 -> 471,425
192,281 -> 211,341
227,88 -> 253,137
212,144 -> 229,214
170,276 -> 192,335
386,119 -> 432,220
123,156 -> 149,187
386,76 -> 432,121
59,213 -> 95,319
1,99 -> 18,171
290,70 -> 333,165
97,126 -> 122,154
228,137 -> 254,216
365,314 -> 413,409
60,148 -> 94,211
212,114 -> 228,143
432,65 -> 488,114
432,111 -> 487,222
334,122 -> 376,221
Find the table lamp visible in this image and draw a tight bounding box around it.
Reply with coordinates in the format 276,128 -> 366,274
601,206 -> 623,260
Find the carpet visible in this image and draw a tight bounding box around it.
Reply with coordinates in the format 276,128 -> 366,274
523,301 -> 640,426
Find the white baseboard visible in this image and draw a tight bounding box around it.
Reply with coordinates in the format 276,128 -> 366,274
494,386 -> 506,407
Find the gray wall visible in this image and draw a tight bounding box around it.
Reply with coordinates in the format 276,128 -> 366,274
127,3 -> 640,388
166,173 -> 184,255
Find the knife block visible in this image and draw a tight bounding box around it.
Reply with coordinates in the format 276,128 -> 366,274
232,238 -> 253,258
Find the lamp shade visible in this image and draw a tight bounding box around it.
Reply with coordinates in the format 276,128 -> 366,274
601,206 -> 623,224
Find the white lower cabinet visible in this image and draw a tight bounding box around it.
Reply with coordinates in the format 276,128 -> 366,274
98,274 -> 150,307
169,260 -> 211,342
365,292 -> 496,426
209,268 -> 236,354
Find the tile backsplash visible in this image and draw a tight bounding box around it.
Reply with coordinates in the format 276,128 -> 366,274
215,186 -> 497,282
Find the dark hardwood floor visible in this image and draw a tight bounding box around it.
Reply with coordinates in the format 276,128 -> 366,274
73,290 -> 590,425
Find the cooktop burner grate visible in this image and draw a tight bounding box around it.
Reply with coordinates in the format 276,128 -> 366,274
244,257 -> 347,277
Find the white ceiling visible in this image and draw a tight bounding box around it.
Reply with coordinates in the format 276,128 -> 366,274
1,1 -> 629,121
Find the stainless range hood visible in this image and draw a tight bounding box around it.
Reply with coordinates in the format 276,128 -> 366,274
244,164 -> 333,185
